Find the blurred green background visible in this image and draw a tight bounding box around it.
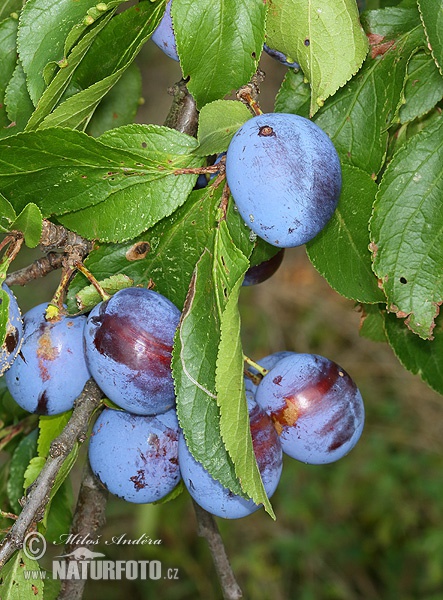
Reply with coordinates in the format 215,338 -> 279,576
3,10 -> 443,598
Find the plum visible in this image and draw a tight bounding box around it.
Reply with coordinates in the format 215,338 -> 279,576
263,44 -> 300,69
0,284 -> 23,375
226,112 -> 342,248
151,0 -> 179,61
255,353 -> 365,464
244,350 -> 295,394
243,249 -> 285,286
4,303 -> 90,415
83,287 -> 181,416
88,407 -> 181,503
179,392 -> 282,519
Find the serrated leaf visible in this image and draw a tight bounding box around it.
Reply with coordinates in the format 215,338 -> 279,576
0,16 -> 18,136
384,310 -> 443,395
370,115 -> 443,339
195,100 -> 252,156
174,0 -> 266,109
0,551 -> 44,599
359,303 -> 387,343
307,165 -> 384,304
215,222 -> 273,516
399,50 -> 443,124
417,0 -> 443,74
0,287 -> 9,348
0,192 -> 16,232
86,63 -> 142,137
10,202 -> 42,247
38,2 -> 162,130
75,274 -> 134,311
4,61 -> 34,134
37,412 -> 72,458
315,10 -> 425,175
24,8 -> 117,131
7,428 -> 38,513
23,455 -> 45,490
17,0 -> 105,105
67,184 -> 224,312
266,0 -> 369,116
274,68 -> 311,118
0,125 -> 203,242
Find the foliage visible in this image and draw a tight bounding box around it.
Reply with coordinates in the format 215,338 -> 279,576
0,0 -> 442,596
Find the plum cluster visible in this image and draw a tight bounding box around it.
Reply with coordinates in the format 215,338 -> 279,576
1,277 -> 364,518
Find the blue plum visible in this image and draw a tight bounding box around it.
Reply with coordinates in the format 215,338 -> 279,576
88,407 -> 180,503
255,353 -> 365,464
226,113 -> 342,247
263,44 -> 300,69
83,287 -> 181,415
243,249 -> 285,286
4,303 -> 90,415
244,350 -> 295,394
151,0 -> 179,61
0,284 -> 23,375
179,392 -> 282,519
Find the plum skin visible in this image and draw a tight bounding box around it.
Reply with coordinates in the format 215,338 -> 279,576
0,284 -> 23,375
244,350 -> 295,394
88,408 -> 181,504
255,353 -> 365,464
4,303 -> 90,415
242,250 -> 285,286
151,0 -> 179,61
179,392 -> 283,519
226,113 -> 342,248
83,287 -> 181,416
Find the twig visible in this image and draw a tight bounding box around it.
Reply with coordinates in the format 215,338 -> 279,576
5,252 -> 63,287
0,379 -> 103,568
58,462 -> 108,600
192,500 -> 243,600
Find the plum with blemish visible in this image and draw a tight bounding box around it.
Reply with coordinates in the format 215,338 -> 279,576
4,303 -> 90,415
226,113 -> 342,247
83,287 -> 181,415
255,353 -> 364,464
179,392 -> 282,519
88,407 -> 180,503
244,350 -> 295,394
0,284 -> 23,375
151,0 -> 179,61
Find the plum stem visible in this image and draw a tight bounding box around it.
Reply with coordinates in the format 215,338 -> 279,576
243,354 -> 269,377
75,262 -> 111,302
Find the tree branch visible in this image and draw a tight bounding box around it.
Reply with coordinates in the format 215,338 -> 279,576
192,500 -> 243,600
58,462 -> 108,600
0,379 -> 103,569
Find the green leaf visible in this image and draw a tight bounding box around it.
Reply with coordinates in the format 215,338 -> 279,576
10,202 -> 42,247
38,2 -> 162,130
0,125 -> 203,242
274,68 -> 311,118
24,8 -> 117,131
0,0 -> 23,22
314,14 -> 425,175
417,0 -> 443,74
0,551 -> 44,599
399,50 -> 443,124
37,412 -> 72,458
6,428 -> 38,513
4,61 -> 34,134
0,16 -> 18,136
174,0 -> 266,109
266,0 -> 369,116
44,480 -> 73,543
67,184 -> 224,312
0,287 -> 9,350
0,192 -> 16,232
306,165 -> 384,304
75,274 -> 134,311
23,455 -> 45,490
17,0 -> 106,105
384,309 -> 443,396
215,222 -> 273,516
359,304 -> 387,343
370,115 -> 443,339
86,63 -> 142,137
195,100 -> 252,156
